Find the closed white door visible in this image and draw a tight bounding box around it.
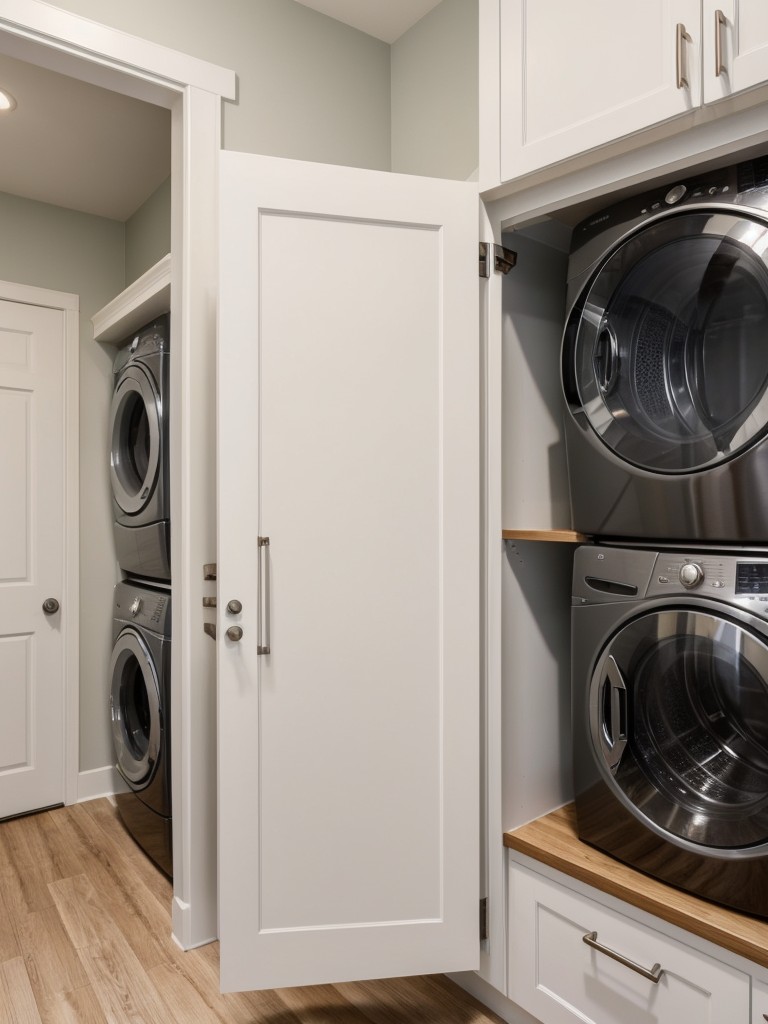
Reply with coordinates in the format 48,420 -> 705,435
703,0 -> 768,102
217,152 -> 479,992
0,297 -> 67,819
499,0 -> 701,181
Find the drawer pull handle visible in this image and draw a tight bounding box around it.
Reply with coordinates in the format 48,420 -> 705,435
582,931 -> 664,984
676,22 -> 692,90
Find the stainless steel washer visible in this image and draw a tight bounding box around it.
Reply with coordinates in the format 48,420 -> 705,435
110,580 -> 171,876
110,314 -> 170,581
573,543 -> 768,916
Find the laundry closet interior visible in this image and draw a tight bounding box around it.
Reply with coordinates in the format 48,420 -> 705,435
7,1 -> 768,1022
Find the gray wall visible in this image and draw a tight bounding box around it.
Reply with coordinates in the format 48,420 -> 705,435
125,177 -> 171,286
0,191 -> 125,772
50,0 -> 392,172
391,0 -> 478,180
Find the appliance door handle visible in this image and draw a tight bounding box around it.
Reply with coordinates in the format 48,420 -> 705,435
583,931 -> 664,984
676,22 -> 692,89
601,656 -> 628,772
715,9 -> 727,77
594,325 -> 619,396
258,536 -> 271,656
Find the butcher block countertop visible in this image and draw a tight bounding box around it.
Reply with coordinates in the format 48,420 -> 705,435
504,803 -> 768,971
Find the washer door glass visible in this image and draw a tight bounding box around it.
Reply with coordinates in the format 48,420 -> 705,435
570,211 -> 768,473
110,365 -> 161,515
590,609 -> 768,850
110,629 -> 161,785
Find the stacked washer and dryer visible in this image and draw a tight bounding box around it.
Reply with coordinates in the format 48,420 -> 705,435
107,314 -> 173,876
562,154 -> 768,917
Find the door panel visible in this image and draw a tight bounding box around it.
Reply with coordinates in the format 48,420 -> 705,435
704,0 -> 768,103
218,153 -> 479,991
0,298 -> 66,818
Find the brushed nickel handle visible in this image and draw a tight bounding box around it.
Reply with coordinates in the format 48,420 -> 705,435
258,536 -> 271,655
42,598 -> 60,615
715,9 -> 727,77
676,22 -> 692,89
226,625 -> 243,642
583,931 -> 663,984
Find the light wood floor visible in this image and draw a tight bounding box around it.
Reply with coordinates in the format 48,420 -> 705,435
0,799 -> 506,1023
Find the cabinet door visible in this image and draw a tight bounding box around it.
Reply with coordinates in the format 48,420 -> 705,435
217,152 -> 480,992
499,0 -> 701,182
703,1 -> 768,103
508,861 -> 750,1024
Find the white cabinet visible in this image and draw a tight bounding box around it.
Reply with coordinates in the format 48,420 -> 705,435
498,0 -> 700,183
752,977 -> 768,1024
704,1 -> 768,103
217,152 -> 481,992
493,0 -> 768,186
508,860 -> 751,1024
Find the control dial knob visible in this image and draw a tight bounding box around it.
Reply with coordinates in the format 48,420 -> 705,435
130,596 -> 143,617
679,562 -> 704,589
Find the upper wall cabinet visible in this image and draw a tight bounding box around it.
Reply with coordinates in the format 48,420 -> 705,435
494,0 -> 768,186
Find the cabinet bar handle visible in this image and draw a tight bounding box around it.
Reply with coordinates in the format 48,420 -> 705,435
715,9 -> 727,77
258,536 -> 271,656
582,931 -> 664,984
676,22 -> 692,89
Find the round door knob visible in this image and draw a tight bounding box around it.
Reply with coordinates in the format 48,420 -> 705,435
226,625 -> 243,642
42,598 -> 60,615
226,599 -> 243,615
679,562 -> 704,588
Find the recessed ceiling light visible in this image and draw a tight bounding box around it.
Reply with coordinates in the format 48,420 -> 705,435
0,89 -> 17,114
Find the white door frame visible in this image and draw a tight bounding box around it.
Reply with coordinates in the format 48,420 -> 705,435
0,278 -> 78,807
0,0 -> 235,949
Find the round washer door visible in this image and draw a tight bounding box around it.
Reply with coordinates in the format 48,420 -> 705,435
110,628 -> 161,786
567,210 -> 768,473
109,364 -> 161,515
590,607 -> 768,853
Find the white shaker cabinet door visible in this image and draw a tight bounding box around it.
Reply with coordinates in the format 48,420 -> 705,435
499,0 -> 701,182
217,152 -> 480,992
704,1 -> 768,103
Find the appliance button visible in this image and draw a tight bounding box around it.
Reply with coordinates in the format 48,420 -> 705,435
679,562 -> 704,588
651,202 -> 661,210
708,185 -> 719,195
665,184 -> 687,204
722,184 -> 730,193
691,187 -> 705,198
711,580 -> 724,588
657,576 -> 670,584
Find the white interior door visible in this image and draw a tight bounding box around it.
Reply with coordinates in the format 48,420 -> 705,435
217,152 -> 479,992
0,297 -> 67,819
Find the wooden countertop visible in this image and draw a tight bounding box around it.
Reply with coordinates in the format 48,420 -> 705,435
504,803 -> 768,970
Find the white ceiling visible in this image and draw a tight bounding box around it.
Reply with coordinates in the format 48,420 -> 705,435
293,0 -> 443,43
0,52 -> 170,222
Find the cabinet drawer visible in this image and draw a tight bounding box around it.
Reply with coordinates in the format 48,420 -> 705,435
508,860 -> 750,1024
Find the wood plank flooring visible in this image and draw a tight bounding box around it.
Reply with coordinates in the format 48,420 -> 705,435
0,799 -> 505,1024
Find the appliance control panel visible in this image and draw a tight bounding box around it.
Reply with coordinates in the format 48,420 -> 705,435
113,581 -> 171,636
573,546 -> 768,617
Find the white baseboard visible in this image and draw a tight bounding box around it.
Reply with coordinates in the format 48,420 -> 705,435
448,972 -> 541,1024
76,765 -> 129,803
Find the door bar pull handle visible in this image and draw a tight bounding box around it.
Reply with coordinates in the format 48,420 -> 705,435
715,9 -> 727,77
258,536 -> 271,655
583,931 -> 664,984
676,23 -> 692,89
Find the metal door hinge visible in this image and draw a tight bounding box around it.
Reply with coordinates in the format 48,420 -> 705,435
479,242 -> 517,278
203,563 -> 217,580
479,896 -> 488,942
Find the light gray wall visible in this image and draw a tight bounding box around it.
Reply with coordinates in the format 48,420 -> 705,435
51,0 -> 391,172
391,0 -> 478,180
125,177 -> 171,286
0,191 -> 125,772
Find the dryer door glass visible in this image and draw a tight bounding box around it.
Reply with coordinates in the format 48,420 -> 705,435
590,609 -> 768,850
110,366 -> 161,515
110,630 -> 161,786
570,211 -> 768,473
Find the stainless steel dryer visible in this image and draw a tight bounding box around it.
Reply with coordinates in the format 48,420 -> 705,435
110,580 -> 172,876
573,544 -> 768,917
110,314 -> 170,581
562,154 -> 768,542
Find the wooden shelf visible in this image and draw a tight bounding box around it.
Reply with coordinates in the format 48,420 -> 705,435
505,804 -> 768,971
502,529 -> 588,543
92,253 -> 171,343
